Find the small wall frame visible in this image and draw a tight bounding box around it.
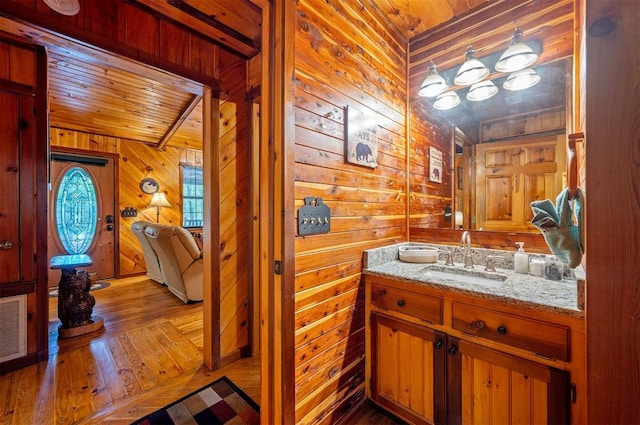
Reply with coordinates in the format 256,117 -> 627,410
344,105 -> 378,168
429,146 -> 443,183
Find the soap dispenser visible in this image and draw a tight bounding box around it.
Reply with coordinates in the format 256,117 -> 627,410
514,242 -> 529,274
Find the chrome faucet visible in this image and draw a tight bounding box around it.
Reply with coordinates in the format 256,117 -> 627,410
461,231 -> 473,268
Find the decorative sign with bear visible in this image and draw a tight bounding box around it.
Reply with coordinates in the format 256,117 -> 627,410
429,146 -> 443,183
344,105 -> 378,168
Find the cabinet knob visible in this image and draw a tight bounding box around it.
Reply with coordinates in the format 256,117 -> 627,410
397,299 -> 405,307
497,325 -> 508,335
380,289 -> 386,295
471,320 -> 485,330
448,346 -> 458,356
434,340 -> 443,349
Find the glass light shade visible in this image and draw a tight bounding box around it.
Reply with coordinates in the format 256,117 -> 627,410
466,80 -> 498,101
495,28 -> 538,73
418,62 -> 448,98
503,68 -> 541,91
454,46 -> 489,86
433,91 -> 460,110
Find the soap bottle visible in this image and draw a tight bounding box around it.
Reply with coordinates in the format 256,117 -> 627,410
514,242 -> 529,274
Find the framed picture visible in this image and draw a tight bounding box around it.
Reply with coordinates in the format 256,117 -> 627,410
457,166 -> 463,189
344,105 -> 378,168
429,146 -> 443,183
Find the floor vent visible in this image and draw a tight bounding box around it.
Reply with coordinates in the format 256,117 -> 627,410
0,294 -> 27,363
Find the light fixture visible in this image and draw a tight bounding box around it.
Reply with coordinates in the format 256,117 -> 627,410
503,68 -> 541,91
148,192 -> 171,223
495,27 -> 539,73
466,80 -> 498,101
418,60 -> 448,98
454,46 -> 490,86
433,91 -> 460,110
455,211 -> 464,229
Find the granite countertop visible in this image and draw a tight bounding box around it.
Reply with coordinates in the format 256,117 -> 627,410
364,243 -> 585,319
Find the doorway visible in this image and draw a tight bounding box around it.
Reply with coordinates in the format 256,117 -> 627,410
47,151 -> 117,287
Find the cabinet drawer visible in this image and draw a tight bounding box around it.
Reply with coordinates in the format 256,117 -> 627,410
451,302 -> 569,361
370,283 -> 443,324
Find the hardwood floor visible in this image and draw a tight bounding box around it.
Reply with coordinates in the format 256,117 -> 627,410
0,275 -> 260,425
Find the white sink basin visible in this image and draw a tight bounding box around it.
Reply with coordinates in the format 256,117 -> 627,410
421,264 -> 507,287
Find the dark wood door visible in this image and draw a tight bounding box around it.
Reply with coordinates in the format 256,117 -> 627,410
0,89 -> 37,286
47,153 -> 116,286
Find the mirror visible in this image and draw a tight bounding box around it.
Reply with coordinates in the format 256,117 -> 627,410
411,57 -> 572,233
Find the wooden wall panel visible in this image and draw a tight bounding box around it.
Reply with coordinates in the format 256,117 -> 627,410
408,106 -> 454,229
217,49 -> 251,361
0,0 -> 224,84
584,0 -> 640,422
293,0 -> 407,422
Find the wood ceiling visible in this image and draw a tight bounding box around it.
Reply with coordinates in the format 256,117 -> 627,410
2,0 -> 574,149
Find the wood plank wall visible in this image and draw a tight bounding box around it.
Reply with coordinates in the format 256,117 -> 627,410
216,49 -> 251,361
1,0 -> 219,83
293,1 -> 407,422
408,104 -> 453,228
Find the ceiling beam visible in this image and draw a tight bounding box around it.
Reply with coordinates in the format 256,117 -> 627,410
157,94 -> 203,150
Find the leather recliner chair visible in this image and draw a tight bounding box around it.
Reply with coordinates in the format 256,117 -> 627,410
130,220 -> 163,284
143,223 -> 203,303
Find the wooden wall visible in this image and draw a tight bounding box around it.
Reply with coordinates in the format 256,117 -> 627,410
408,104 -> 453,228
292,0 -> 407,422
216,49 -> 251,361
584,0 -> 640,422
0,0 -> 219,84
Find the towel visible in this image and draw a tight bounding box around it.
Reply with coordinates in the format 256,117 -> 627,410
530,188 -> 584,268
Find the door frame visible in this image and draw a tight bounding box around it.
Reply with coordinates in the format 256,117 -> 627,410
47,147 -> 120,280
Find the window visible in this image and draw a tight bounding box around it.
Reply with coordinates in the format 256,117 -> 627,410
182,165 -> 203,228
55,167 -> 98,254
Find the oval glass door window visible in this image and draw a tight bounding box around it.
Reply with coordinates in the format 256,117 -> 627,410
55,167 -> 98,254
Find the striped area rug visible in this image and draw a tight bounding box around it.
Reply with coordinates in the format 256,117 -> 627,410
131,376 -> 259,425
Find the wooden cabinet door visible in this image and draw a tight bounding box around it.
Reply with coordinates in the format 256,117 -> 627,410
370,312 -> 447,424
448,337 -> 570,425
475,135 -> 565,232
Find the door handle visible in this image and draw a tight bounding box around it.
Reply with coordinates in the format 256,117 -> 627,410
0,240 -> 14,250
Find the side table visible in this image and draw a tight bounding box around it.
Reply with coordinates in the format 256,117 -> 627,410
50,254 -> 104,338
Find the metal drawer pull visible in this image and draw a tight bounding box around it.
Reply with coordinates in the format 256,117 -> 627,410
397,299 -> 405,307
0,240 -> 14,250
497,325 -> 508,335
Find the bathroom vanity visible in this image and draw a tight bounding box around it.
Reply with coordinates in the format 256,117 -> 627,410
364,244 -> 585,425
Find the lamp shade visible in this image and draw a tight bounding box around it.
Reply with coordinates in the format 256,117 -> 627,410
148,192 -> 171,208
418,61 -> 448,98
454,46 -> 489,86
466,80 -> 498,101
503,68 -> 541,91
433,91 -> 460,110
495,28 -> 538,73
455,211 -> 463,227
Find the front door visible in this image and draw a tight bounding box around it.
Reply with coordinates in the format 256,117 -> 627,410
47,152 -> 116,287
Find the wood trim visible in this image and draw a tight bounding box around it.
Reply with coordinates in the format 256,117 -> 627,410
0,281 -> 35,298
202,86 -> 221,369
35,43 -> 50,368
256,0 -> 273,422
157,94 -> 202,150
